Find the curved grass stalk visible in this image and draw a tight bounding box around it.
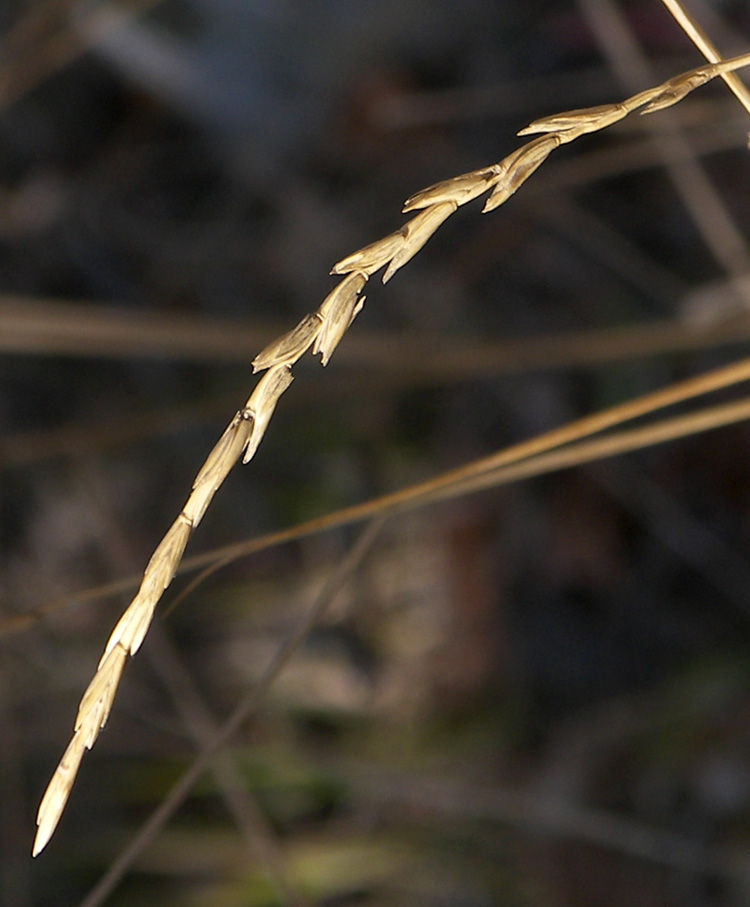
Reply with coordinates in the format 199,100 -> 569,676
33,50 -> 750,857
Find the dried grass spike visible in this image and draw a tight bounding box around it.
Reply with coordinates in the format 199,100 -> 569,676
382,201 -> 457,284
402,165 -> 502,211
482,135 -> 560,213
252,313 -> 323,372
242,365 -> 294,463
37,48 -> 750,863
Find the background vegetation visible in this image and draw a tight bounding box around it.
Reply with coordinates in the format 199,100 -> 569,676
3,0 -> 750,904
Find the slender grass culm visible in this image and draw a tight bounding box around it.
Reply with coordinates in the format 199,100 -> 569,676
32,51 -> 750,858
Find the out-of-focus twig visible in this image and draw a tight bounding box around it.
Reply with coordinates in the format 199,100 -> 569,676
0,0 -> 164,109
346,766 -> 733,877
5,293 -> 750,381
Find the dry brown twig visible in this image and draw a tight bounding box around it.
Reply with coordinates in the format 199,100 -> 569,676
33,51 -> 750,857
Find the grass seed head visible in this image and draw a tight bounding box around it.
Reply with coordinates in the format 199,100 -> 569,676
34,47 -> 750,861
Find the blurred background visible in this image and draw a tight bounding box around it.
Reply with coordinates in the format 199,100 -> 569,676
4,0 -> 750,904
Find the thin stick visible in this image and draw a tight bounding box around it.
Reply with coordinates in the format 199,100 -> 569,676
421,394 -> 750,506
350,768 -> 721,875
4,292 -> 750,379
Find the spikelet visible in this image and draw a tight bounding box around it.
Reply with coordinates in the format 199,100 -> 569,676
241,364 -> 294,463
314,271 -> 368,365
191,414 -> 253,500
401,165 -> 503,212
33,734 -> 87,856
76,646 -> 128,744
382,201 -> 457,283
639,65 -> 716,115
32,647 -> 127,857
519,102 -> 631,136
144,517 -> 192,586
331,232 -> 404,276
252,313 -> 323,372
482,135 -> 561,213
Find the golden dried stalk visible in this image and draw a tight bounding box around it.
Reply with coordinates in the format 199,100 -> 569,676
33,50 -> 750,858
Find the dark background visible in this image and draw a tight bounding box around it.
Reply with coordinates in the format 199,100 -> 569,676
3,1 -> 750,904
